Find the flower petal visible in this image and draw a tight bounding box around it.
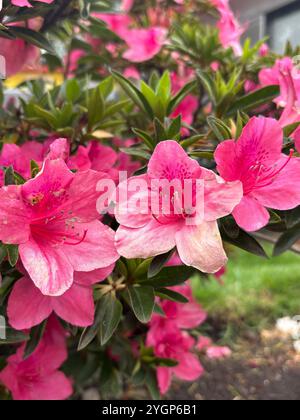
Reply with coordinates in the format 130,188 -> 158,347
0,185 -> 30,244
52,283 -> 94,327
65,220 -> 119,271
175,221 -> 227,273
19,237 -> 74,296
8,277 -> 53,330
232,195 -> 270,232
116,219 -> 182,259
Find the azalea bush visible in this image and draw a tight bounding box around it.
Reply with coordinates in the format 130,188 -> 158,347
0,0 -> 300,401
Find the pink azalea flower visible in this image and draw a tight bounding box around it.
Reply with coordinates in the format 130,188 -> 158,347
259,57 -> 300,110
0,37 -> 38,77
0,317 -> 73,400
206,346 -> 232,359
0,158 -> 119,296
122,27 -> 167,62
215,117 -> 300,231
147,326 -> 204,394
68,141 -> 117,173
259,43 -> 269,57
148,284 -> 207,343
115,140 -> 243,273
8,265 -> 114,330
210,0 -> 245,56
95,13 -> 132,39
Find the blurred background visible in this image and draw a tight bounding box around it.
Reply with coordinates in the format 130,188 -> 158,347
232,0 -> 300,53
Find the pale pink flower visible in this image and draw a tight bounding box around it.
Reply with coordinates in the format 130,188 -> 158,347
206,346 -> 232,359
147,326 -> 204,394
0,317 -> 73,400
8,265 -> 114,330
0,158 -> 119,296
215,117 -> 300,231
116,140 -> 243,273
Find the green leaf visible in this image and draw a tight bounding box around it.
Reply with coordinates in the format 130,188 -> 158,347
140,266 -> 194,287
0,326 -> 29,345
156,288 -> 189,303
78,293 -> 122,350
4,166 -> 15,186
65,79 -> 81,102
227,85 -> 280,116
119,147 -> 151,160
31,160 -> 40,178
132,128 -> 155,150
207,116 -> 231,142
24,320 -> 47,359
112,71 -> 154,119
98,293 -> 123,345
5,245 -> 19,267
273,226 -> 300,256
148,249 -> 175,278
126,286 -> 155,323
221,226 -> 267,258
168,80 -> 197,115
285,207 -> 300,229
145,369 -> 161,400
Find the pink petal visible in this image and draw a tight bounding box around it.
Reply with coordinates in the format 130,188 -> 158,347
236,117 -> 283,167
232,195 -> 270,232
74,264 -> 115,286
115,174 -> 152,228
19,237 -> 74,296
52,283 -> 94,327
214,140 -> 238,181
21,159 -> 74,220
203,168 -> 243,221
252,157 -> 300,210
60,169 -> 108,222
175,222 -> 227,273
0,185 -> 30,244
173,353 -> 204,381
16,371 -> 73,400
148,140 -> 201,180
157,367 -> 172,395
8,277 -> 53,330
116,219 -> 182,259
65,220 -> 119,271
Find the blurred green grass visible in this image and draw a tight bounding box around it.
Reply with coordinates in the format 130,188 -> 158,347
192,245 -> 300,333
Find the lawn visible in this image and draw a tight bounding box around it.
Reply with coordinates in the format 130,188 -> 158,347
192,244 -> 300,336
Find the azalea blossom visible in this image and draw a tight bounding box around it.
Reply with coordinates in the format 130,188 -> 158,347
215,117 -> 300,231
115,140 -> 243,273
122,27 -> 167,63
8,265 -> 114,330
147,326 -> 204,394
147,284 -> 207,344
0,317 -> 72,400
0,158 -> 119,296
210,0 -> 245,56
